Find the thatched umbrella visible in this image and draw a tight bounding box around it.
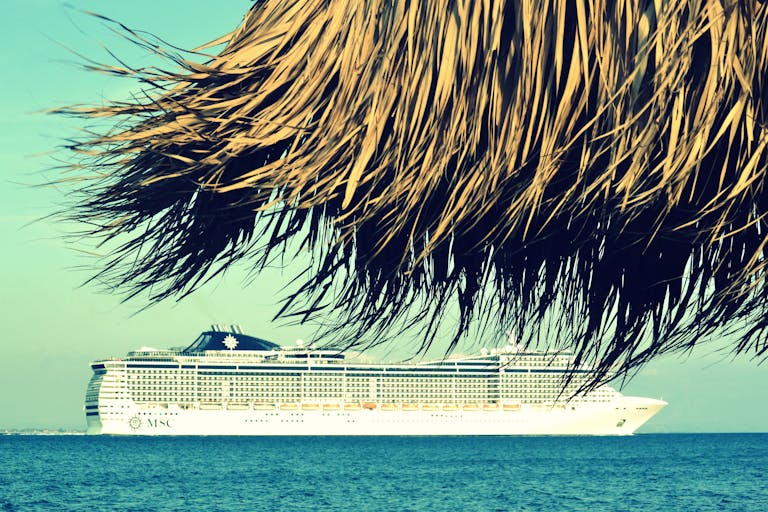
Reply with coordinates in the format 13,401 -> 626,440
57,0 -> 768,385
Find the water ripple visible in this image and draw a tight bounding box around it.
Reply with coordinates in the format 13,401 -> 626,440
0,434 -> 766,511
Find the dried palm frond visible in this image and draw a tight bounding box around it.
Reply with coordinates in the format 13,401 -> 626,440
56,0 -> 768,386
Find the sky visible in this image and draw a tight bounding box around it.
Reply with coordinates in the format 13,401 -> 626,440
0,1 -> 766,433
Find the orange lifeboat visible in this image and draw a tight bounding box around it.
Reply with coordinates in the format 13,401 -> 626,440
483,404 -> 500,411
363,402 -> 377,410
442,404 -> 459,412
344,403 -> 362,411
401,404 -> 419,411
323,404 -> 341,411
421,404 -> 438,411
280,403 -> 298,411
301,403 -> 320,411
503,403 -> 521,411
381,404 -> 397,411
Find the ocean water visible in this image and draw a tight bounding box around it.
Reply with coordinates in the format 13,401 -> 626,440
0,434 -> 765,511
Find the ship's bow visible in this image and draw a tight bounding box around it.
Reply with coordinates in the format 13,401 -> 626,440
617,396 -> 667,434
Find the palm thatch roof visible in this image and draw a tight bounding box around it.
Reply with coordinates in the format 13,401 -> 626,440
57,0 -> 768,385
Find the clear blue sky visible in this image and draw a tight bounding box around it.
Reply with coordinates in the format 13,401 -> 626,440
0,1 -> 765,432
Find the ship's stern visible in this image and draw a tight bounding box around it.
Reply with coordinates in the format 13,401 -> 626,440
84,362 -> 107,434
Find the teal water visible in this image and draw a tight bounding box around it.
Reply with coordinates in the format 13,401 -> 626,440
0,434 -> 765,511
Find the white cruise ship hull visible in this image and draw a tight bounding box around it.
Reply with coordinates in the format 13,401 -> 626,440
85,327 -> 668,435
87,396 -> 665,436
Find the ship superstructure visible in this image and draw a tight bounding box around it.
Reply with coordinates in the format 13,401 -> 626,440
85,326 -> 666,435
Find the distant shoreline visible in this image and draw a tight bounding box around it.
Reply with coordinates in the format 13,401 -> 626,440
2,431 -> 766,436
1,430 -> 86,436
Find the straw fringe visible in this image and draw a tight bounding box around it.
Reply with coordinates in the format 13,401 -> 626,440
57,0 -> 768,386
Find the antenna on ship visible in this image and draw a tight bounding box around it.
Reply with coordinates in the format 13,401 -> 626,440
504,330 -> 521,353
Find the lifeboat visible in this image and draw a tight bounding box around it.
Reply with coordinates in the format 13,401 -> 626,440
381,404 -> 397,411
401,404 -> 419,411
483,404 -> 500,411
344,403 -> 362,411
503,403 -> 521,411
253,403 -> 276,410
280,403 -> 298,411
301,403 -> 320,411
323,404 -> 341,411
442,404 -> 459,412
363,402 -> 377,410
462,404 -> 480,412
200,402 -> 222,410
421,404 -> 438,411
226,402 -> 249,410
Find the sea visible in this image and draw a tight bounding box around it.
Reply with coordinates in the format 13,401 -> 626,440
0,434 -> 765,511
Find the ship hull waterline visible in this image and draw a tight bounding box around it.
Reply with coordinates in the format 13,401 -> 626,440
87,397 -> 666,436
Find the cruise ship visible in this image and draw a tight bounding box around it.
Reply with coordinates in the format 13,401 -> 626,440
85,326 -> 666,435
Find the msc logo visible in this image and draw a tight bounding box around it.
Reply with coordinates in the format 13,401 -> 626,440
146,418 -> 172,428
128,416 -> 172,430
